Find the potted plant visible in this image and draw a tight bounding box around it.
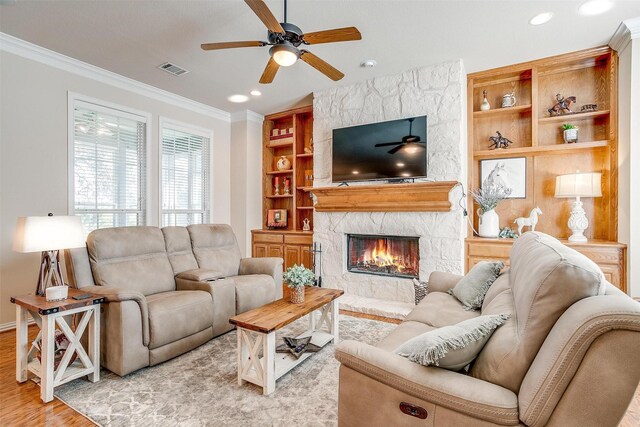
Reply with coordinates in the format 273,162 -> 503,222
562,124 -> 579,143
283,264 -> 316,304
472,184 -> 511,238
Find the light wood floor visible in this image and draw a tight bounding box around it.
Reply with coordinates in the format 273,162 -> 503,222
0,313 -> 638,426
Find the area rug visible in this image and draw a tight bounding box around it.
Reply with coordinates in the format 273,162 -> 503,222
55,314 -> 395,426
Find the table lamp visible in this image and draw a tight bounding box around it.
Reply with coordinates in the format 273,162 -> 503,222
554,171 -> 602,243
13,214 -> 85,299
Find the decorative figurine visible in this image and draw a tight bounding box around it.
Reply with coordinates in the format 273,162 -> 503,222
548,94 -> 576,116
274,176 -> 280,195
284,177 -> 291,195
480,90 -> 491,111
488,131 -> 513,150
302,218 -> 311,231
581,104 -> 597,112
498,227 -> 518,239
562,124 -> 579,144
501,92 -> 517,108
513,207 -> 543,236
276,155 -> 291,171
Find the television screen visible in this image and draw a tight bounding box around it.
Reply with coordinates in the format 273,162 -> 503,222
332,116 -> 427,183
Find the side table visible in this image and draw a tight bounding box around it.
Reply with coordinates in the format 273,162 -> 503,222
11,288 -> 104,403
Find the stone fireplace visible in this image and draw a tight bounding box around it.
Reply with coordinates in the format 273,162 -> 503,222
347,234 -> 419,279
312,59 -> 467,319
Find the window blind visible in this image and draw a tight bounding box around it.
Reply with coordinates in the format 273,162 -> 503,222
161,125 -> 210,227
72,102 -> 147,233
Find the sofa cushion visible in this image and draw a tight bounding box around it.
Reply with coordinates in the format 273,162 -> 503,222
188,224 -> 242,277
407,292 -> 480,328
470,232 -> 604,393
162,226 -> 198,275
395,313 -> 510,370
377,320 -> 436,352
146,291 -> 214,349
232,274 -> 276,314
87,226 -> 176,296
448,261 -> 504,310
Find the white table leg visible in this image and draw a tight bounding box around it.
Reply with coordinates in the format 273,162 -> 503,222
40,314 -> 55,403
330,299 -> 340,344
237,328 -> 247,385
88,306 -> 100,382
262,331 -> 276,395
15,305 -> 29,383
308,311 -> 316,331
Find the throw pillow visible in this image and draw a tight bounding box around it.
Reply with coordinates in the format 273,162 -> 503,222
412,278 -> 428,305
394,313 -> 510,370
448,261 -> 504,310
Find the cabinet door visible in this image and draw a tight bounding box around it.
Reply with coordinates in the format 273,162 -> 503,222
252,243 -> 267,258
301,246 -> 313,269
268,244 -> 283,259
285,245 -> 301,269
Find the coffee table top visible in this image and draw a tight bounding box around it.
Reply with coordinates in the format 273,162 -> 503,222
229,286 -> 344,333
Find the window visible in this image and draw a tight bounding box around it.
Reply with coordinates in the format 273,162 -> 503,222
71,99 -> 148,233
160,121 -> 211,227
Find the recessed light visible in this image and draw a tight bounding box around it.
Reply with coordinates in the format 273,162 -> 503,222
250,90 -> 262,96
579,0 -> 613,16
360,59 -> 377,68
401,172 -> 411,177
529,12 -> 553,25
396,162 -> 405,167
227,94 -> 249,103
352,170 -> 359,175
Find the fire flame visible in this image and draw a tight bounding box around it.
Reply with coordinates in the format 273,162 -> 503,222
361,239 -> 406,272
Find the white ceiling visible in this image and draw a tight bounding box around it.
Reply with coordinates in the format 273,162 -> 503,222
1,1 -> 639,115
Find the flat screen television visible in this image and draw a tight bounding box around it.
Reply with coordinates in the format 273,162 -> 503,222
332,116 -> 427,183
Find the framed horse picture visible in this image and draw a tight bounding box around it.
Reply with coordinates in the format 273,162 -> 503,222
480,157 -> 526,199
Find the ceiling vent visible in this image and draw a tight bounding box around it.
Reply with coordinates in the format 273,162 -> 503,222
157,62 -> 189,76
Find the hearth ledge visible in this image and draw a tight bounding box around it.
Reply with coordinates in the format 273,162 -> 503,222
339,293 -> 415,321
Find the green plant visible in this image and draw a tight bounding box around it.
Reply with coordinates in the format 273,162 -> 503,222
562,124 -> 579,130
472,184 -> 511,214
283,264 -> 315,288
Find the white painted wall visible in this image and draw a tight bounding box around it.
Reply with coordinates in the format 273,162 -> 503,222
0,50 -> 232,326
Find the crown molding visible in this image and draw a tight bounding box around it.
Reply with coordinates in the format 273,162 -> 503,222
0,32 -> 231,122
609,17 -> 640,53
230,110 -> 264,124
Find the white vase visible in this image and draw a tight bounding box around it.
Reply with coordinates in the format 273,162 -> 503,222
478,208 -> 500,238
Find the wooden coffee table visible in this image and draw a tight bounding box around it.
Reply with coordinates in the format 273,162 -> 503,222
229,286 -> 343,395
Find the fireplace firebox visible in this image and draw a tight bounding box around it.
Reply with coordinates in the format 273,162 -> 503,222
347,234 -> 419,279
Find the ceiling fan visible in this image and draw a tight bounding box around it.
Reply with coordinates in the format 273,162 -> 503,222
201,0 -> 361,84
374,118 -> 426,154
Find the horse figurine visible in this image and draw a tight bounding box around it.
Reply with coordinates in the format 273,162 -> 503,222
513,207 -> 543,235
548,94 -> 577,116
488,131 -> 513,150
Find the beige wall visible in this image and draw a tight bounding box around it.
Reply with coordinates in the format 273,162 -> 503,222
0,51 -> 232,326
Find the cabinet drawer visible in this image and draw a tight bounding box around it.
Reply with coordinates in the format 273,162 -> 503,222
284,234 -> 313,245
253,233 -> 284,244
469,256 -> 510,269
467,242 -> 511,258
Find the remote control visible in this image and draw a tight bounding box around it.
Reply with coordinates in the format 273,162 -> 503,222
72,294 -> 93,300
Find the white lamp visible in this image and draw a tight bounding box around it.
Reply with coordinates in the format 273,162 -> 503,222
554,171 -> 602,242
13,214 -> 85,298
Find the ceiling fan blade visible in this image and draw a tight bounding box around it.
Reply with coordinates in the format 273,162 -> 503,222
388,145 -> 404,155
201,41 -> 265,51
244,0 -> 285,33
303,27 -> 362,45
259,57 -> 280,84
374,142 -> 403,147
300,50 -> 344,81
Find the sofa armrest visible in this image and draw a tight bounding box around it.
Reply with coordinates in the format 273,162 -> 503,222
239,257 -> 284,299
82,285 -> 150,346
176,268 -> 225,282
335,340 -> 518,425
428,271 -> 463,293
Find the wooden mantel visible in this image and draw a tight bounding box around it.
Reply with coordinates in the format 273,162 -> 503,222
311,181 -> 458,212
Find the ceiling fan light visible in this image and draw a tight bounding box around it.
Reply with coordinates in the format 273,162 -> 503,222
270,44 -> 299,67
403,144 -> 421,154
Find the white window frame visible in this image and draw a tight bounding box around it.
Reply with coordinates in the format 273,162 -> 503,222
67,92 -> 152,227
158,117 -> 214,226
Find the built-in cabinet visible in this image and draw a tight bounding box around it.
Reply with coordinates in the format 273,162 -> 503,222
251,106 -> 314,276
466,46 -> 627,292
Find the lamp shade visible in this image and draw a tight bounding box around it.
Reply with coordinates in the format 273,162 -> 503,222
13,215 -> 85,253
554,172 -> 602,198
